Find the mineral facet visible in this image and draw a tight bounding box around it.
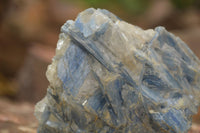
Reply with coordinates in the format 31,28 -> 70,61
35,8 -> 200,133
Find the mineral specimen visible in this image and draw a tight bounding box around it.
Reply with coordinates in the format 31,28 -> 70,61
35,8 -> 200,133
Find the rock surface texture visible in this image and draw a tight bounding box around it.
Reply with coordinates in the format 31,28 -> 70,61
35,8 -> 200,133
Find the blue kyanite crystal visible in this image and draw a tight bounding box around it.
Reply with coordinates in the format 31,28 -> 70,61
35,8 -> 200,133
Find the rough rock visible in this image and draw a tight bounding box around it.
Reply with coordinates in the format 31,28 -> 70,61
35,8 -> 200,133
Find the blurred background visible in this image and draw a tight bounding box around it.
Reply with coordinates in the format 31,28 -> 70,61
0,0 -> 200,132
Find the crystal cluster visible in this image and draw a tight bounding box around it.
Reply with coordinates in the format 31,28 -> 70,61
35,8 -> 200,133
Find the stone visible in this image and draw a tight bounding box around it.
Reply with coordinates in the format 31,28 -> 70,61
35,8 -> 200,133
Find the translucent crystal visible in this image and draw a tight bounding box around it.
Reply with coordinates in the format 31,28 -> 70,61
35,8 -> 200,133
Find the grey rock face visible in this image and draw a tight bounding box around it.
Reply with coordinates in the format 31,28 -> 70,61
35,8 -> 200,133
